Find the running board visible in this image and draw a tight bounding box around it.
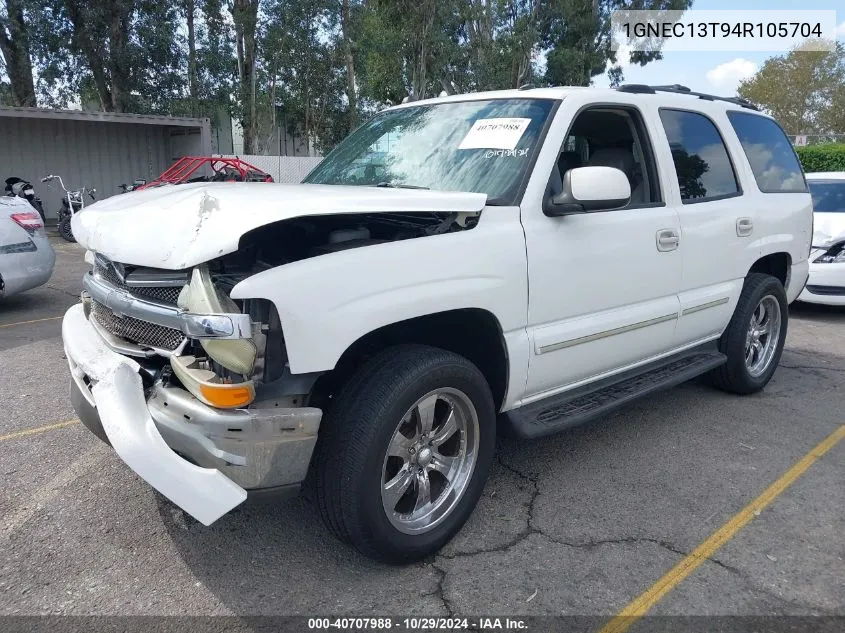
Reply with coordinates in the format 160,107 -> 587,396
501,348 -> 726,439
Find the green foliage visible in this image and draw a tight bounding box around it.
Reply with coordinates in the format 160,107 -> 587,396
795,144 -> 845,173
739,42 -> 845,135
540,0 -> 692,87
5,0 -> 695,150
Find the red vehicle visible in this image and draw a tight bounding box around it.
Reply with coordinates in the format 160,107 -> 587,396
134,156 -> 273,191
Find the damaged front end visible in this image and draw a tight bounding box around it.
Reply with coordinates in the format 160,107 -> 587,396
64,252 -> 322,525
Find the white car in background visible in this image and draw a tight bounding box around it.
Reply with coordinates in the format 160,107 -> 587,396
798,172 -> 845,306
0,196 -> 55,299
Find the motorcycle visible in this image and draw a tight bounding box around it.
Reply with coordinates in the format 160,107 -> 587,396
41,175 -> 97,243
5,177 -> 46,222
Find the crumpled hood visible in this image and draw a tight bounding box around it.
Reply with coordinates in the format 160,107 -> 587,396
812,212 -> 845,248
72,182 -> 487,269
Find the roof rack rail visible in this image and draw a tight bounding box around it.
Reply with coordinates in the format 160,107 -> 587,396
617,83 -> 759,111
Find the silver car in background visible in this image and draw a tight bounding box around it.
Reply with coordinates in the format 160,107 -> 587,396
0,196 -> 55,299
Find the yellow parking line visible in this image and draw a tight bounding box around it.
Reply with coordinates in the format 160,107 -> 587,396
0,315 -> 63,328
0,419 -> 80,442
599,424 -> 845,633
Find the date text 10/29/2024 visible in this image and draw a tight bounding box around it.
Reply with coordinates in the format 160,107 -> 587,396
308,618 -> 529,630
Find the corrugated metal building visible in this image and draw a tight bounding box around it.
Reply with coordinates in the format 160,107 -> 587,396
0,107 -> 211,220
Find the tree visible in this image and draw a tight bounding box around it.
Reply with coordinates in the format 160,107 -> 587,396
62,0 -> 134,112
463,0 -> 541,91
340,0 -> 359,129
263,0 -> 349,153
0,0 -> 37,106
540,0 -> 692,87
231,0 -> 260,152
358,0 -> 467,104
738,41 -> 845,135
53,1 -> 183,113
182,0 -> 199,116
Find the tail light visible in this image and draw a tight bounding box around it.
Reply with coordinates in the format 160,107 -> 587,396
10,211 -> 43,235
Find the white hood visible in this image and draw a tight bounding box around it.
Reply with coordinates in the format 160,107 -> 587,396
72,182 -> 488,269
812,212 -> 845,248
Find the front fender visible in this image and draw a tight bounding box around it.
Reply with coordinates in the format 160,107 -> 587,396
230,211 -> 527,375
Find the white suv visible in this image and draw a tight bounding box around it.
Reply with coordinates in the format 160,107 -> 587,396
63,84 -> 812,562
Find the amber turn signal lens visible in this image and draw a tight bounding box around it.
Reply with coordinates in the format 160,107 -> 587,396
199,383 -> 255,409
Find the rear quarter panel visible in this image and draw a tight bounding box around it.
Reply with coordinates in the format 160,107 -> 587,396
717,110 -> 813,300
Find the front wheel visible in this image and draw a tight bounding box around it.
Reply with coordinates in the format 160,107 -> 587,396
710,273 -> 788,394
58,214 -> 76,243
311,345 -> 496,563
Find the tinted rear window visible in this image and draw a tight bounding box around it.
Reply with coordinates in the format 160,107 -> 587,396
808,181 -> 845,213
659,109 -> 740,203
727,112 -> 806,193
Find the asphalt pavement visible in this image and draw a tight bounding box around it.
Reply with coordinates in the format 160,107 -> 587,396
0,232 -> 842,624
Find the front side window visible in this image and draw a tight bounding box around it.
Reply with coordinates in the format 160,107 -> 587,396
727,112 -> 807,193
659,109 -> 740,203
548,107 -> 661,207
304,98 -> 556,205
808,180 -> 845,213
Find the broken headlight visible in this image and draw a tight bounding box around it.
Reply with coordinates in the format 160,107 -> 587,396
178,265 -> 257,376
813,243 -> 845,264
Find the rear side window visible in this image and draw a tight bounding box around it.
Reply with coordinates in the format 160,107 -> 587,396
659,109 -> 740,203
808,181 -> 845,213
727,112 -> 807,193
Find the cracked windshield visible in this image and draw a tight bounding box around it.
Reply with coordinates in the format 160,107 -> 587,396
304,98 -> 556,204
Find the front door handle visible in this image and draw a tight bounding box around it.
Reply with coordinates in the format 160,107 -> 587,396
736,217 -> 753,237
656,229 -> 680,252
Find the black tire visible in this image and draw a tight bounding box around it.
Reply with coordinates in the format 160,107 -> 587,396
58,215 -> 76,242
710,273 -> 788,394
310,344 -> 496,563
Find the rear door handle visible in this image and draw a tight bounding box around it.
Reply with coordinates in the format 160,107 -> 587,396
736,217 -> 753,237
656,229 -> 680,252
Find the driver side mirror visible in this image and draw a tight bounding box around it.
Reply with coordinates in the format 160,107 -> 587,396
41,175 -> 55,183
543,166 -> 631,217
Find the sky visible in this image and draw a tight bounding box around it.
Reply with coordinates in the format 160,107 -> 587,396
593,0 -> 845,96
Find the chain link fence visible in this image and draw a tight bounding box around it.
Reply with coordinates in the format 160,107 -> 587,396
787,134 -> 845,146
215,155 -> 323,183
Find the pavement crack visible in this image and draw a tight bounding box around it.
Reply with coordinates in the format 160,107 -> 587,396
780,363 -> 845,373
438,455 -> 541,560
428,561 -> 455,617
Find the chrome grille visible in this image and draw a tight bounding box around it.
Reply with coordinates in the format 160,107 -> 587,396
93,259 -> 182,305
91,300 -> 184,352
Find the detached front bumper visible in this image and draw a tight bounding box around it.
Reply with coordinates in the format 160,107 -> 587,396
63,303 -> 322,525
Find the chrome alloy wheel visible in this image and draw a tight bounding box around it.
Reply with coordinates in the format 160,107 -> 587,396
745,295 -> 781,378
381,388 -> 480,535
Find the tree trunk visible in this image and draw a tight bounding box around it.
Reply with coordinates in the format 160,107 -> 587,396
341,0 -> 357,130
63,0 -> 133,112
107,1 -> 133,112
185,0 -> 199,116
0,0 -> 37,106
232,0 -> 259,154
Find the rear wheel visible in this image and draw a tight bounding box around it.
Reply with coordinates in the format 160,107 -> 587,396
311,345 -> 496,563
711,273 -> 788,394
58,215 -> 76,243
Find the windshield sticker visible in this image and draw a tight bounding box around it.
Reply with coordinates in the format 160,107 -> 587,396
458,118 -> 531,150
485,148 -> 530,158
